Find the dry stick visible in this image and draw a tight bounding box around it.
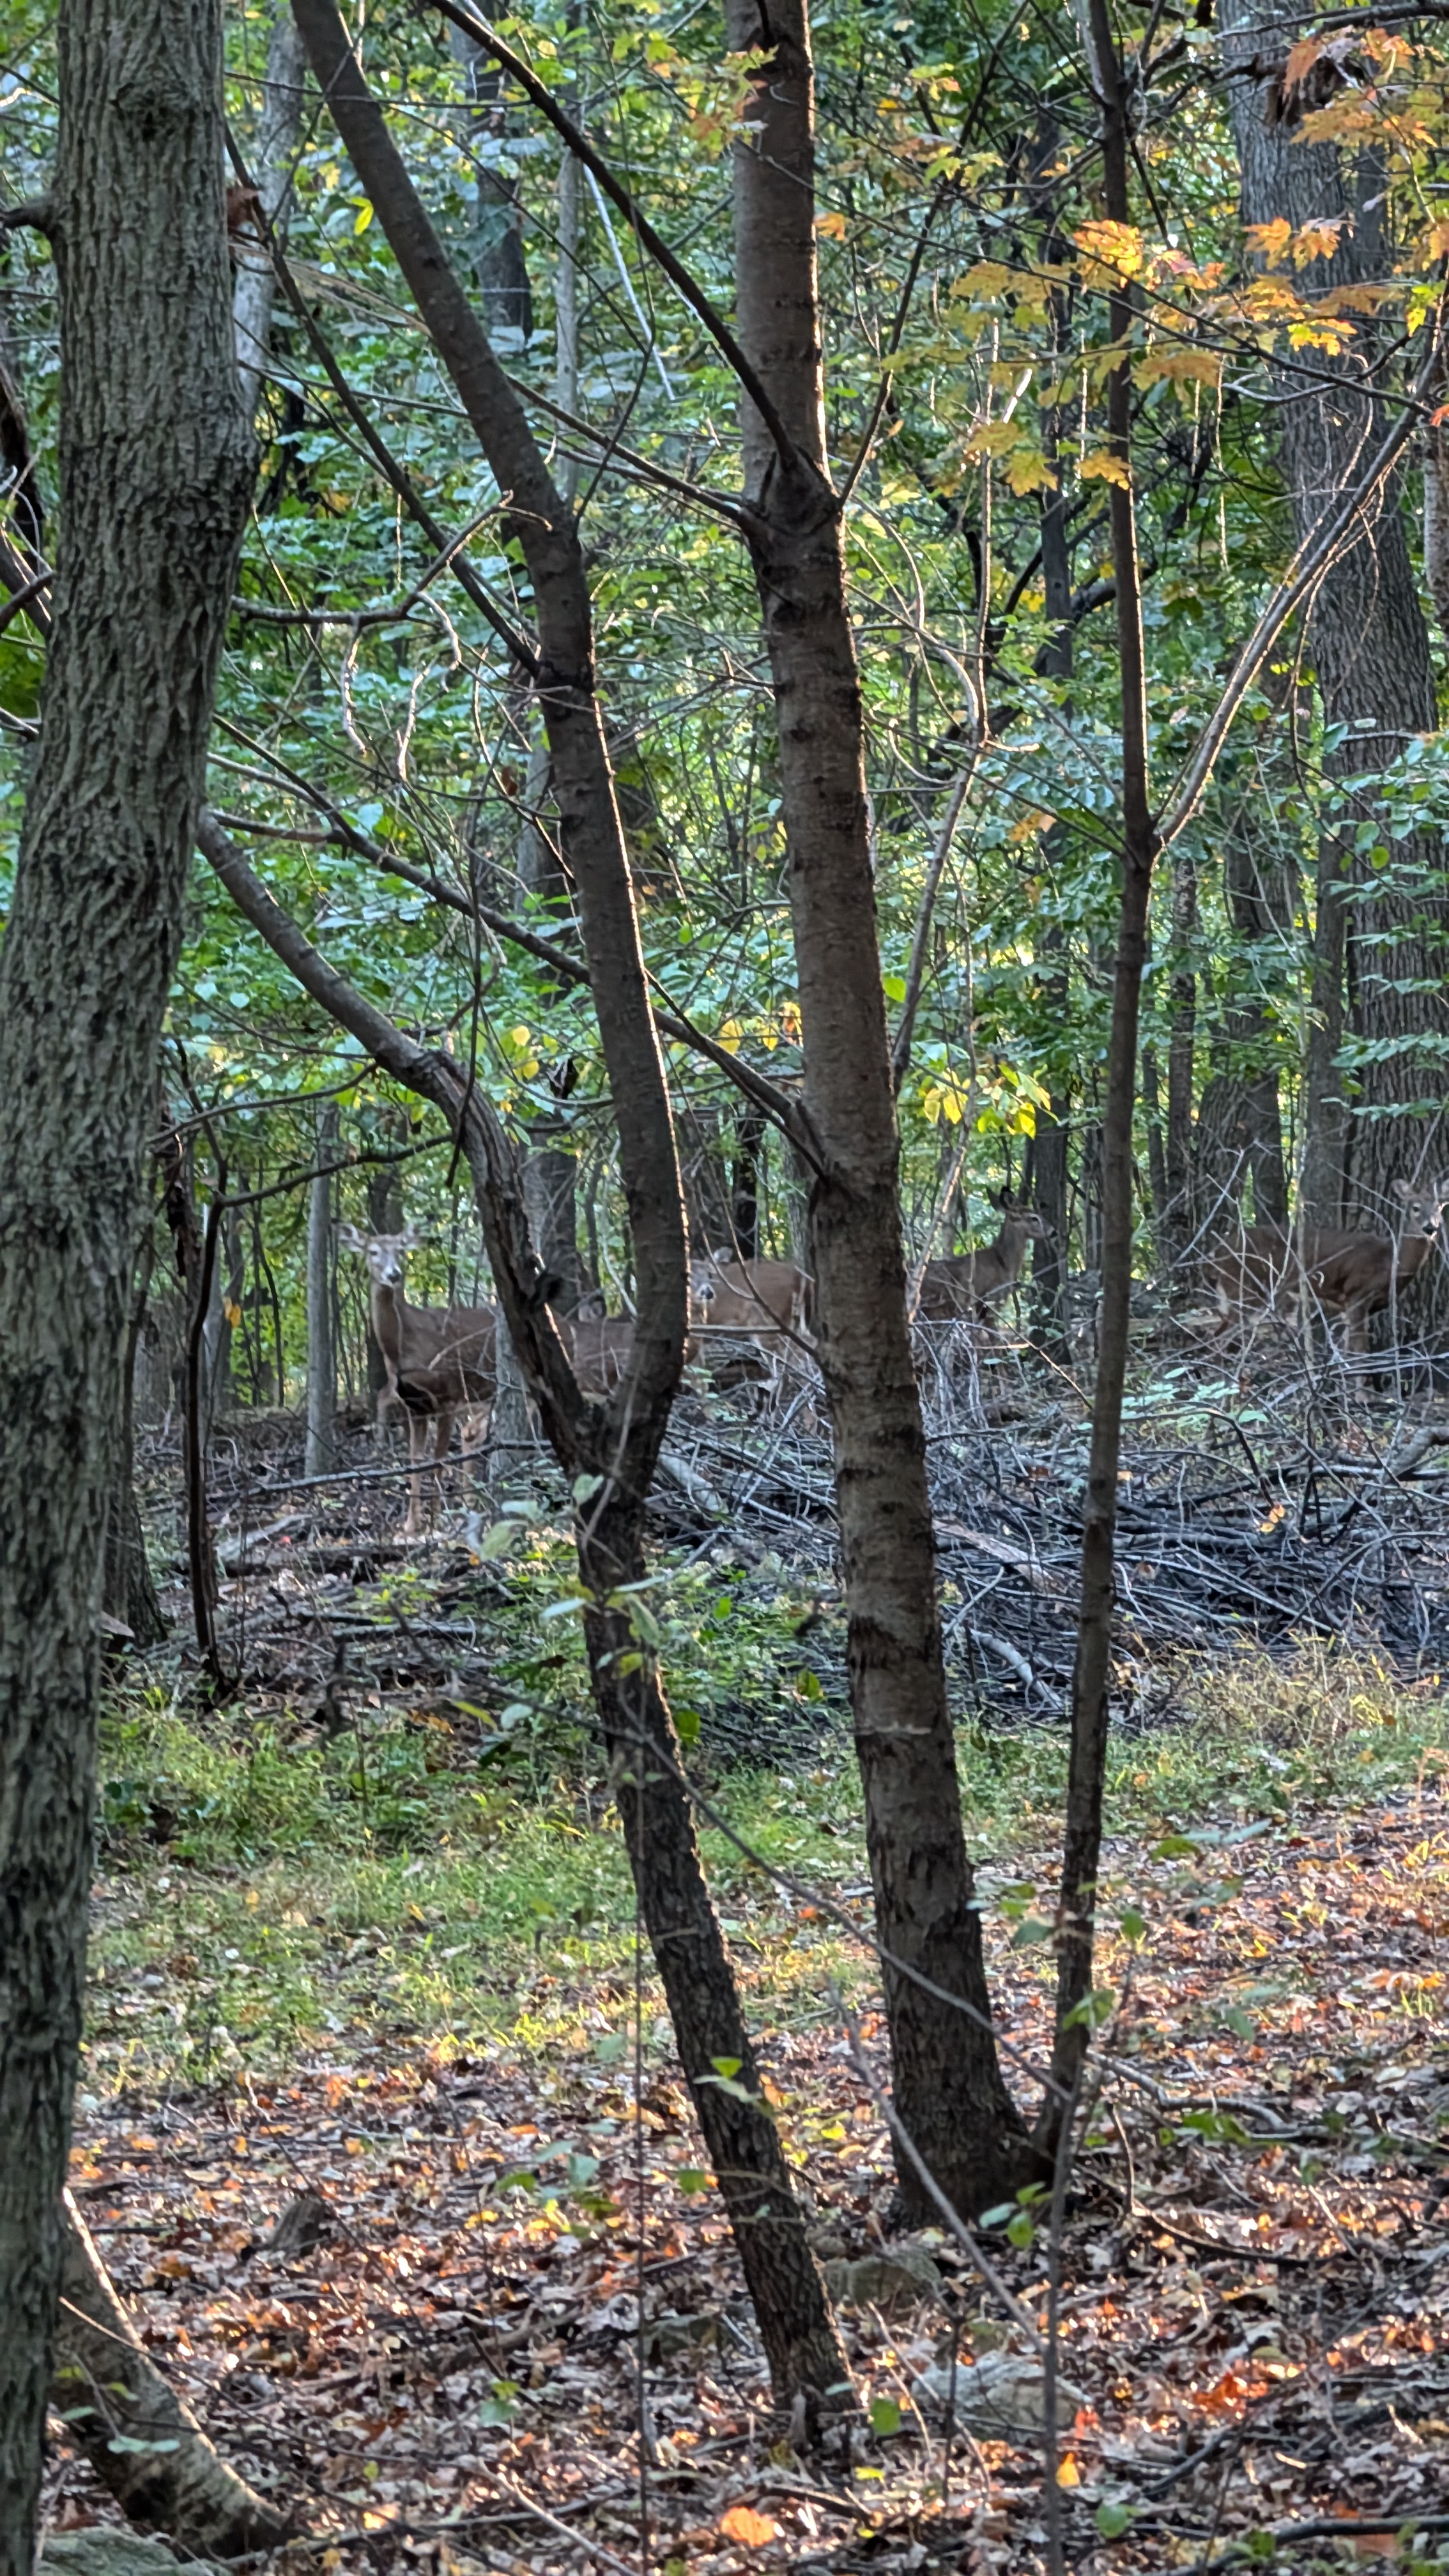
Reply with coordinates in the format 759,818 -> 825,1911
184,1186 -> 230,1694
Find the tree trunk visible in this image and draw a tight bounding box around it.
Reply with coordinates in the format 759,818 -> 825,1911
731,1105 -> 765,1261
1046,0 -> 1161,2114
269,0 -> 849,2415
726,0 -> 1029,2218
365,1151 -> 404,1417
1031,462 -> 1073,1358
103,1255 -> 167,1648
0,0 -> 253,2554
1194,782 -> 1292,1233
1164,851 -> 1197,1260
305,1100 -> 339,1475
233,0 -> 306,417
53,2194 -> 286,2556
1221,0 -> 1449,1232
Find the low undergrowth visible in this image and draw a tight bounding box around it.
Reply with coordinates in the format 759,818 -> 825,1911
87,1564 -> 1449,2097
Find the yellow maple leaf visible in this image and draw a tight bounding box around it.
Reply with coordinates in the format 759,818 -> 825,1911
1134,346 -> 1222,392
815,210 -> 847,240
1246,217 -> 1293,270
1056,2453 -> 1082,2487
719,2504 -> 780,2547
1073,218 -> 1144,279
1004,445 -> 1058,496
1079,448 -> 1131,488
1292,216 -> 1344,266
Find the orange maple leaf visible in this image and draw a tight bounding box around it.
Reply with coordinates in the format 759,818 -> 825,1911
719,2504 -> 780,2547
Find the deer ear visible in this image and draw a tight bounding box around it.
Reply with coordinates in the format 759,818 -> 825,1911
337,1224 -> 365,1252
1392,1178 -> 1412,1202
400,1223 -> 424,1246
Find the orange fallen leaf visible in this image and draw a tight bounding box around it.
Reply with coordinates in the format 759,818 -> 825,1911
1056,2455 -> 1081,2487
719,2505 -> 780,2548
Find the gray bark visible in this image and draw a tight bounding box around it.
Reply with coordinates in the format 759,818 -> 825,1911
0,0 -> 254,2555
305,1100 -> 339,1474
52,2195 -> 285,2556
233,1 -> 307,417
1221,0 -> 1449,1223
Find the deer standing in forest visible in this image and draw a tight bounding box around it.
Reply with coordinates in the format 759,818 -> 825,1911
688,1250 -> 815,1404
1209,1177 -> 1449,1354
339,1225 -> 496,1533
916,1199 -> 1050,1322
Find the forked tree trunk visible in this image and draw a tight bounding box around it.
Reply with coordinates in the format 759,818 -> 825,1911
263,0 -> 849,2417
726,0 -> 1031,2217
0,0 -> 254,2557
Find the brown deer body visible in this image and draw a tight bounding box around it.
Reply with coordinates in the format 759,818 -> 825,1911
339,1225 -> 496,1531
1209,1177 -> 1449,1353
917,1200 -> 1050,1322
687,1252 -> 814,1404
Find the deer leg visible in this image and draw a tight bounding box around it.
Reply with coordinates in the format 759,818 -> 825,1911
432,1406 -> 456,1519
404,1409 -> 430,1538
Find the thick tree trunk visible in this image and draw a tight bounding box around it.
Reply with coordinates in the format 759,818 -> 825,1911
305,1100 -> 339,1474
53,2195 -> 286,2555
0,0 -> 253,2557
726,0 -> 1029,2218
1222,0 -> 1449,1232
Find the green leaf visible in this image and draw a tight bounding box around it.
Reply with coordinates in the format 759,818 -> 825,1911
710,2055 -> 742,2079
1119,1906 -> 1147,1942
870,2396 -> 902,2435
107,2436 -> 181,2455
573,1473 -> 604,1503
677,2166 -> 710,2195
1094,2501 -> 1133,2539
480,1520 -> 517,1559
676,1706 -> 702,1745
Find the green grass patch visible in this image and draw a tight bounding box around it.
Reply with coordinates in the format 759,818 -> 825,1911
86,1542 -> 1448,2101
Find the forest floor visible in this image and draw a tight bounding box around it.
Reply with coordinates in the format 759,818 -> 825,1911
51,1407 -> 1449,2574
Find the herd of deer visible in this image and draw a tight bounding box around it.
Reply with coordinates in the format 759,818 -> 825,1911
339,1177 -> 1449,1531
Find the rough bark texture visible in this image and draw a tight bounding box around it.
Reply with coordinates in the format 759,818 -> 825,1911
1222,0 -> 1449,1230
103,1275 -> 167,1649
1048,0 -> 1160,2111
0,0 -> 253,2557
727,0 -> 1029,2216
52,2195 -> 286,2555
1195,778 -> 1292,1232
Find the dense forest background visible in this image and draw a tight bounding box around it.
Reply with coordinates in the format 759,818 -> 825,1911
4,0 -> 1449,2568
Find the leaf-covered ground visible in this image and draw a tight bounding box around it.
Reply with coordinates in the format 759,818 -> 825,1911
50,1713 -> 1449,2574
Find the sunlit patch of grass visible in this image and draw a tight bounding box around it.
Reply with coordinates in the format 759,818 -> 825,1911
86,1637 -> 1446,2097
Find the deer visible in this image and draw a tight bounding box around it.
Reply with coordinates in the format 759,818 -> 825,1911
687,1251 -> 815,1404
338,1225 -> 496,1533
1209,1177 -> 1449,1354
917,1199 -> 1050,1323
